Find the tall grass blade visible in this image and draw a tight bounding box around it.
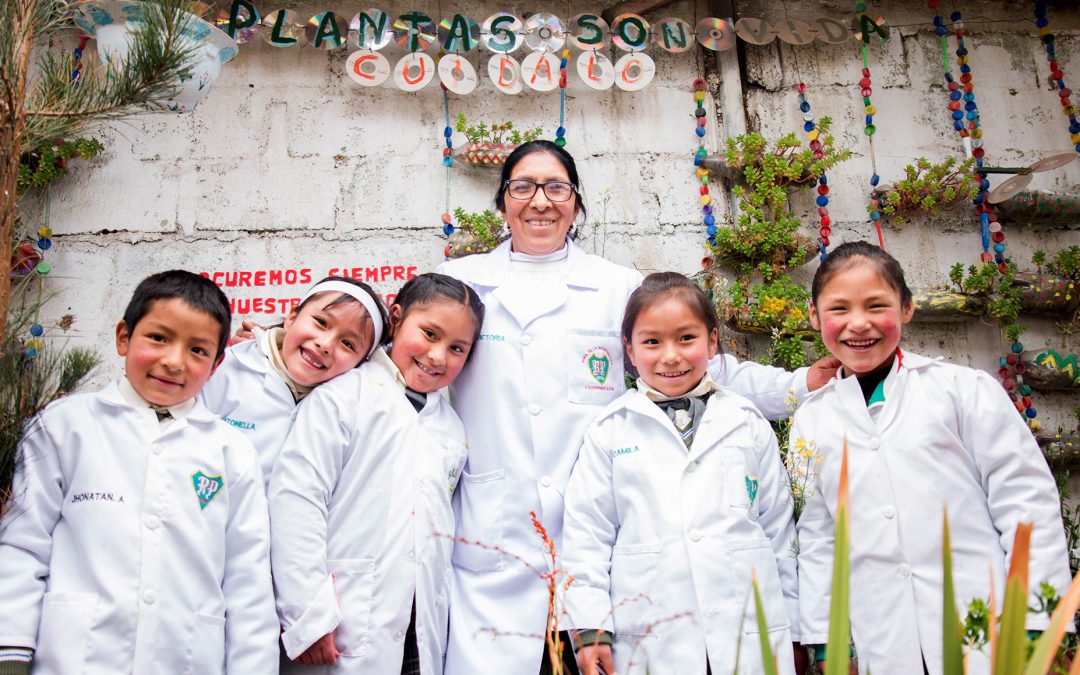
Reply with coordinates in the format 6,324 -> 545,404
993,523 -> 1032,675
825,438 -> 851,675
942,509 -> 965,675
752,571 -> 779,675
1023,567 -> 1080,674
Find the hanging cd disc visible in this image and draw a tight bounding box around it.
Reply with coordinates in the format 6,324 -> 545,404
394,51 -> 435,91
438,54 -> 478,94
261,10 -> 307,47
611,14 -> 649,52
655,17 -> 693,53
613,52 -> 655,91
568,13 -> 609,50
391,12 -> 436,51
987,173 -> 1034,204
521,51 -> 560,91
695,18 -> 735,52
438,15 -> 480,53
214,5 -> 261,44
481,12 -> 523,53
346,49 -> 390,86
576,51 -> 614,90
349,10 -> 391,50
1029,152 -> 1079,173
524,13 -> 565,52
488,53 -> 523,94
305,12 -> 347,50
774,19 -> 816,45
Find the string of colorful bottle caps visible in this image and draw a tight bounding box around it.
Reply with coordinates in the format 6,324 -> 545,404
556,49 -> 568,147
797,83 -> 832,260
439,85 -> 455,244
1034,1 -> 1080,153
691,78 -> 714,246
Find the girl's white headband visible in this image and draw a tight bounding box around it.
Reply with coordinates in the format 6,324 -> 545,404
301,280 -> 385,358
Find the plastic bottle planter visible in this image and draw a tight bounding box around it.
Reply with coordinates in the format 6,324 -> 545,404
461,142 -> 517,168
76,0 -> 238,113
996,190 -> 1080,225
444,230 -> 509,259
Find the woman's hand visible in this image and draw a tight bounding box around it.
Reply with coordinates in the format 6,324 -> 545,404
576,643 -> 616,675
295,632 -> 338,665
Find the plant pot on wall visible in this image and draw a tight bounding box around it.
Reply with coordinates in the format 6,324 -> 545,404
76,0 -> 238,113
462,142 -> 516,167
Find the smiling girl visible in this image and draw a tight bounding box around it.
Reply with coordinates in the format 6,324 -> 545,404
562,272 -> 799,675
269,273 -> 484,675
201,276 -> 388,492
793,242 -> 1071,675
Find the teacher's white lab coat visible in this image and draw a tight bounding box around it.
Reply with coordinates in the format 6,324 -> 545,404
563,386 -> 798,675
0,383 -> 279,674
270,347 -> 467,674
201,334 -> 295,492
794,351 -> 1071,675
437,239 -> 808,673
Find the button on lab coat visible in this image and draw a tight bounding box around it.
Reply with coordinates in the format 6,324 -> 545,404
0,383 -> 279,674
563,387 -> 798,675
270,348 -> 467,674
201,335 -> 295,493
793,351 -> 1071,675
437,240 -> 809,673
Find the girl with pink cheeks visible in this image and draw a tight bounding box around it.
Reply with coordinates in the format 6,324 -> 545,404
202,276 -> 388,492
269,273 -> 484,675
794,241 -> 1071,675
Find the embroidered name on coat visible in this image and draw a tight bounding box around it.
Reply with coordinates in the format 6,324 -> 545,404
71,492 -> 125,503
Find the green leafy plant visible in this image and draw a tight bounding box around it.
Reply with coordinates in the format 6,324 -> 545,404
1047,246 -> 1080,280
452,207 -> 504,251
874,156 -> 980,220
17,137 -> 104,194
455,113 -> 541,146
953,261 -> 1026,343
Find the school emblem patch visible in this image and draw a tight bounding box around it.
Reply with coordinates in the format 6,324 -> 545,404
745,475 -> 759,508
191,471 -> 224,510
587,352 -> 610,384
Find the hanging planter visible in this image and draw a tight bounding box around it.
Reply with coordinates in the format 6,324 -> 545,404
454,115 -> 542,169
870,156 -> 980,221
996,189 -> 1080,225
443,208 -> 507,259
75,0 -> 238,113
461,142 -> 516,167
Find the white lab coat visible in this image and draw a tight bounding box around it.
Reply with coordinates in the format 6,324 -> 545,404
793,351 -> 1072,675
437,239 -> 808,673
563,386 -> 798,675
0,383 -> 279,674
201,335 -> 295,493
269,347 -> 468,675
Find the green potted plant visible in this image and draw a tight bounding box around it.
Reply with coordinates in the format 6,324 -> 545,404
873,156 -> 980,221
455,114 -> 542,167
445,208 -> 506,259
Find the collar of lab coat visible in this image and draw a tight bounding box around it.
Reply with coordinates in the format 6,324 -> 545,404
369,346 -> 434,410
228,333 -> 295,405
464,238 -> 606,289
622,386 -> 747,459
101,380 -> 217,424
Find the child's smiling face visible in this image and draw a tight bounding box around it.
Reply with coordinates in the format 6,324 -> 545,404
625,294 -> 718,398
388,300 -> 477,393
115,298 -> 223,408
281,296 -> 373,386
809,259 -> 914,377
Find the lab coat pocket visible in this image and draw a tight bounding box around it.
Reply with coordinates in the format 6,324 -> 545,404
727,538 -> 789,633
610,543 -> 661,636
451,469 -> 506,572
186,614 -> 226,674
328,558 -> 375,658
35,591 -> 98,673
566,328 -> 623,405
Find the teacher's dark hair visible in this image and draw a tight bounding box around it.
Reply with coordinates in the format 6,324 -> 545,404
494,140 -> 587,224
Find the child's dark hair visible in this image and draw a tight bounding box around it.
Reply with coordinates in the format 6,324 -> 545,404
123,270 -> 232,360
293,276 -> 390,349
811,241 -> 913,308
393,273 -> 485,357
621,272 -> 721,345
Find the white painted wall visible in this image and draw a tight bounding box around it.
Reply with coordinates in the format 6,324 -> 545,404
26,0 -> 1080,431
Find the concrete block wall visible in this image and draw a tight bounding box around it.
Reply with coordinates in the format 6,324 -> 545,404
28,0 -> 1080,431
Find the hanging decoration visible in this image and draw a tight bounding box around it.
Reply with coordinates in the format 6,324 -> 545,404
796,82 -> 832,260
1033,1 -> 1080,153
555,49 -> 568,146
691,78 -> 713,247
440,86 -> 455,244
852,2 -> 888,249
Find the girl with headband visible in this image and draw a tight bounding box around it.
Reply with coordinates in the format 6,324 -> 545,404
202,275 -> 389,492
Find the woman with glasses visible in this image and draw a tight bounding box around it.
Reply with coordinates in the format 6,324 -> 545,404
437,141 -> 832,675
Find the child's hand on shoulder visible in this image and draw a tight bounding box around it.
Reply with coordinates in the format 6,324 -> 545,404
295,632 -> 338,665
576,643 -> 616,675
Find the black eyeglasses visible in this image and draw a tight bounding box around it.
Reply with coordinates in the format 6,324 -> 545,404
503,178 -> 577,202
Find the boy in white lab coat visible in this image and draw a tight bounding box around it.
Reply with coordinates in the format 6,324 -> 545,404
0,270 -> 280,674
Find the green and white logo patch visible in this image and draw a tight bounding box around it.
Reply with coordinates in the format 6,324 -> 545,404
192,471 -> 224,510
